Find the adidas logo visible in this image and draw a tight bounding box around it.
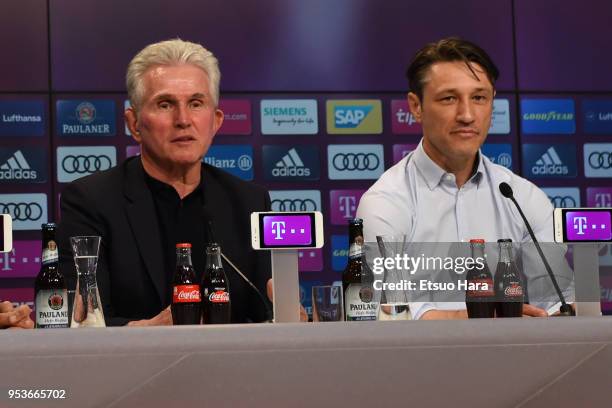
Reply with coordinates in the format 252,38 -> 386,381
0,150 -> 38,180
531,147 -> 568,175
272,148 -> 311,177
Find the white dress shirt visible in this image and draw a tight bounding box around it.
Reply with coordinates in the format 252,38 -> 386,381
356,140 -> 569,319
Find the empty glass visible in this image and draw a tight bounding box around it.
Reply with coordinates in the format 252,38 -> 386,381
70,236 -> 105,328
312,285 -> 343,322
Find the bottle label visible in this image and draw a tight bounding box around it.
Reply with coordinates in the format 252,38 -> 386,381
41,240 -> 58,265
173,285 -> 201,303
209,290 -> 230,303
348,243 -> 363,259
466,278 -> 495,298
344,283 -> 378,321
35,289 -> 69,328
504,283 -> 523,298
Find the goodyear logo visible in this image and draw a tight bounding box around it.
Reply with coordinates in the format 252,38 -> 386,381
331,234 -> 349,271
521,99 -> 575,134
326,100 -> 382,134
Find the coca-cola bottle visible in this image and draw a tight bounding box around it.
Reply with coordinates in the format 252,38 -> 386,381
171,243 -> 201,325
201,243 -> 231,324
494,239 -> 524,318
465,239 -> 495,318
35,223 -> 69,328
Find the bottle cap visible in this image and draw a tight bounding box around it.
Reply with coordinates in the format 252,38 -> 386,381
469,239 -> 485,243
497,238 -> 513,243
176,243 -> 192,248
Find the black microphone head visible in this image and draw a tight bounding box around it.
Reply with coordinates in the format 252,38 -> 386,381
499,182 -> 514,199
201,206 -> 217,244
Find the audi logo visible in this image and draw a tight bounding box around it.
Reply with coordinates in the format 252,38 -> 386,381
588,151 -> 612,169
61,155 -> 113,174
0,202 -> 43,221
548,195 -> 577,208
332,153 -> 380,171
271,199 -> 317,211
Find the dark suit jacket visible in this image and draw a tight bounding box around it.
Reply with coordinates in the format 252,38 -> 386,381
57,157 -> 271,326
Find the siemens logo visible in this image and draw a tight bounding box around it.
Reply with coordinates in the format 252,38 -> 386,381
203,145 -> 253,181
327,100 -> 382,134
521,99 -> 576,134
260,100 -> 318,135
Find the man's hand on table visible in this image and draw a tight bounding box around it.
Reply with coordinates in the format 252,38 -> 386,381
127,306 -> 173,326
0,301 -> 35,329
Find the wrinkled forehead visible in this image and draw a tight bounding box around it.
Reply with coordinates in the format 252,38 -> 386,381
140,63 -> 210,98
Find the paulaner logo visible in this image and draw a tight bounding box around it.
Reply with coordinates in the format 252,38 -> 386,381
56,100 -> 116,136
0,150 -> 37,180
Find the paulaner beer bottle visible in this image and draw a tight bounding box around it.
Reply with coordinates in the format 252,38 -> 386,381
465,239 -> 495,318
35,223 -> 69,328
342,219 -> 378,321
494,239 -> 524,318
201,243 -> 231,324
171,243 -> 202,325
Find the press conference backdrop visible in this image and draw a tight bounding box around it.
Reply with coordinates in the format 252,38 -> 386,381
1,0 -> 612,316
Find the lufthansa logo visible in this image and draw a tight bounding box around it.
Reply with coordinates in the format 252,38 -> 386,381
271,198 -> 317,211
588,151 -> 612,169
0,202 -> 43,221
332,153 -> 379,171
61,155 -> 112,174
548,195 -> 577,208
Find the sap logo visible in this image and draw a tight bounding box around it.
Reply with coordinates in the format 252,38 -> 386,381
335,106 -> 373,128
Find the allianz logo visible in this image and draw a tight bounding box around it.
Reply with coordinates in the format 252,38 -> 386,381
0,150 -> 37,180
586,111 -> 612,122
272,148 -> 311,177
523,111 -> 574,122
205,155 -> 252,171
531,147 -> 568,175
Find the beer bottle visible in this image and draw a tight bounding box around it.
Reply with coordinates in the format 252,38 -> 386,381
171,243 -> 202,325
35,223 -> 69,328
465,239 -> 495,318
494,239 -> 524,317
201,243 -> 231,324
342,219 -> 378,321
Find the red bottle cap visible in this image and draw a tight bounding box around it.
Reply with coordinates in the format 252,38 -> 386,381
176,243 -> 192,248
469,239 -> 485,243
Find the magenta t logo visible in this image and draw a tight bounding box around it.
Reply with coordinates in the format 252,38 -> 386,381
392,144 -> 418,164
271,221 -> 286,240
263,215 -> 312,246
573,217 -> 588,235
566,211 -> 612,241
330,190 -> 365,225
587,187 -> 612,207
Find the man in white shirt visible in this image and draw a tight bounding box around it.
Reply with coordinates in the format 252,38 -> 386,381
357,37 -> 566,319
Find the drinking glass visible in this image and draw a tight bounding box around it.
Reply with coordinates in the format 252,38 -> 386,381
70,236 -> 106,328
312,285 -> 343,322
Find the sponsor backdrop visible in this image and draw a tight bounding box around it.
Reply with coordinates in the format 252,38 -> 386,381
1,0 -> 611,315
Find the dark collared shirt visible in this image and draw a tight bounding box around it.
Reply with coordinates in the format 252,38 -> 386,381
145,173 -> 207,304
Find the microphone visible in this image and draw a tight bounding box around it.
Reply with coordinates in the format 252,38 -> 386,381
202,207 -> 273,322
498,182 -> 574,316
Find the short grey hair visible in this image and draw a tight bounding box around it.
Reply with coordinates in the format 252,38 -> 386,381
126,38 -> 221,109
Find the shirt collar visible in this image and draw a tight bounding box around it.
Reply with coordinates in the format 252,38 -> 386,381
413,139 -> 485,190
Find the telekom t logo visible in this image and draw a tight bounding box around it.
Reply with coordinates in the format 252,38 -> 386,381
271,221 -> 286,240
338,196 -> 357,219
573,217 -> 588,235
595,193 -> 612,207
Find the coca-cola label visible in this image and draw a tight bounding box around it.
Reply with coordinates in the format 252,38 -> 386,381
173,284 -> 201,303
504,283 -> 523,298
209,290 -> 230,303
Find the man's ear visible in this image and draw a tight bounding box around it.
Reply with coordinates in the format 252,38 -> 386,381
125,107 -> 141,143
407,92 -> 422,123
213,108 -> 224,134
